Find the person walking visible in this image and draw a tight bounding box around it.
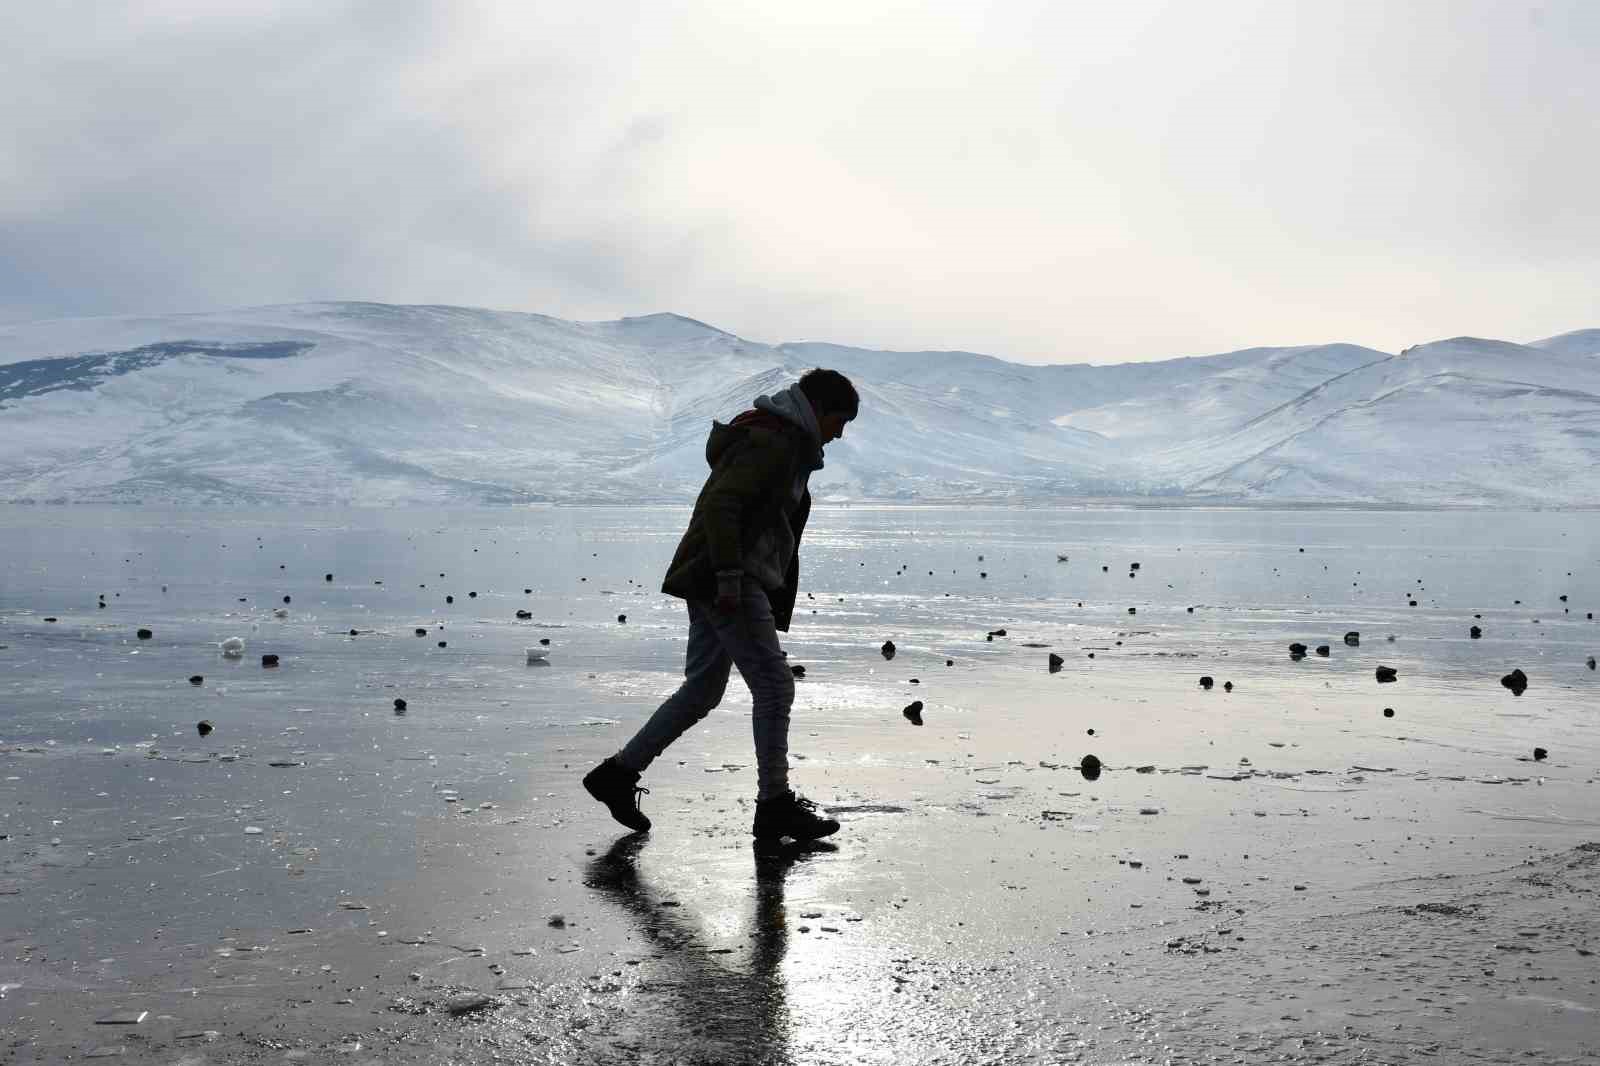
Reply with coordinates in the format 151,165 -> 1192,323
583,369 -> 859,841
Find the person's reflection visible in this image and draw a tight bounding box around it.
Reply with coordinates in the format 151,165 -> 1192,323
584,835 -> 838,1065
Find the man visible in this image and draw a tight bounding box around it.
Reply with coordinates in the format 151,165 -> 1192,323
584,368 -> 859,841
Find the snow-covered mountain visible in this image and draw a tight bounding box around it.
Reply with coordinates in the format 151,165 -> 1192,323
1,302 -> 1596,505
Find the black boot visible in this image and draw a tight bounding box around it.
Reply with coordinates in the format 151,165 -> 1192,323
583,757 -> 651,833
752,790 -> 839,842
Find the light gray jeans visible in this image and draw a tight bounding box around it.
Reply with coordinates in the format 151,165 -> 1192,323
615,578 -> 794,800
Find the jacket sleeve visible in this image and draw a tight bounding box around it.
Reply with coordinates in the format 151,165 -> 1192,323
699,437 -> 789,573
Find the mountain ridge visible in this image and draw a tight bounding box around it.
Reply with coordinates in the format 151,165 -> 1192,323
1,302 -> 1596,506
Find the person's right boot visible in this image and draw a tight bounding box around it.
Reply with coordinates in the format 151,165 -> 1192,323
583,757 -> 651,833
752,790 -> 839,841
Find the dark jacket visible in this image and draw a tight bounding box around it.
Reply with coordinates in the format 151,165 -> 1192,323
661,411 -> 815,631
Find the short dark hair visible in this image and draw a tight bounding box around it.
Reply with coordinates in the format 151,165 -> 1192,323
798,368 -> 859,419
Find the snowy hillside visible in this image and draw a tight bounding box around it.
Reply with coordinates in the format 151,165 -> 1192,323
1,303 -> 1596,505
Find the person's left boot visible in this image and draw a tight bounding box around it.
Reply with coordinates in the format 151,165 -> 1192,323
752,790 -> 839,841
583,757 -> 651,833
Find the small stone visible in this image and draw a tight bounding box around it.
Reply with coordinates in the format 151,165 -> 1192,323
1587,656 -> 1595,670
1138,807 -> 1159,816
468,591 -> 478,599
1288,642 -> 1307,659
1375,665 -> 1397,683
1315,645 -> 1330,657
790,664 -> 806,678
1382,707 -> 1395,718
325,573 -> 333,581
415,627 -> 427,636
1344,631 -> 1360,646
903,701 -> 924,726
261,654 -> 280,668
437,641 -> 447,648
547,914 -> 566,928
393,698 -> 408,712
348,628 -> 359,636
188,675 -> 204,686
1470,625 -> 1482,639
196,719 -> 213,737
617,614 -> 627,624
515,609 -> 532,620
1048,653 -> 1064,673
1222,680 -> 1233,692
881,640 -> 896,660
446,595 -> 454,603
136,628 -> 153,640
1199,675 -> 1213,689
1533,747 -> 1548,761
445,992 -> 494,1015
1079,754 -> 1102,781
1501,668 -> 1528,696
945,658 -> 954,666
1127,607 -> 1136,615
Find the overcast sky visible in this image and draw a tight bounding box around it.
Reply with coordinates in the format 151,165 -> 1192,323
3,2 -> 1597,363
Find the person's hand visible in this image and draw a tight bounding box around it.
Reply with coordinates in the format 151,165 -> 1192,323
715,570 -> 743,616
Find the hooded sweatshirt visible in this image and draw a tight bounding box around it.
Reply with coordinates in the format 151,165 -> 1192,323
738,384 -> 825,588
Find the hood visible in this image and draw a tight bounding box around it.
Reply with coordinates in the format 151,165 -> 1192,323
704,383 -> 827,470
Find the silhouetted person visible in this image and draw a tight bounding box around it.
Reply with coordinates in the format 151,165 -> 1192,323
584,369 -> 859,841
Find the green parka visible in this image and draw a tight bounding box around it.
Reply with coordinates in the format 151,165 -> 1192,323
661,413 -> 815,631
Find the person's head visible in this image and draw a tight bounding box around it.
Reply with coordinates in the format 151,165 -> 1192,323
797,368 -> 859,444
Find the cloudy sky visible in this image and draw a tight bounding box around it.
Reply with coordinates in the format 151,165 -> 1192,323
3,1 -> 1596,363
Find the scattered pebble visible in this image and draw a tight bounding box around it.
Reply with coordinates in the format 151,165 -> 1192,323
903,701 -> 924,726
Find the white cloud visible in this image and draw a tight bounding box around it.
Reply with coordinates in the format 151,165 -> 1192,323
2,0 -> 1596,361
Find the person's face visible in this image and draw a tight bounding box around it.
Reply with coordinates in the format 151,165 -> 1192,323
818,412 -> 852,445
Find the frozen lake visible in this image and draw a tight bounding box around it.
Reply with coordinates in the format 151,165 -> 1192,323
2,504 -> 1597,1064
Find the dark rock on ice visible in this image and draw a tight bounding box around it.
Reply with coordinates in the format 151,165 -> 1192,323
261,654 -> 280,668
325,573 -> 333,581
414,628 -> 427,637
515,610 -> 532,620
1127,607 -> 1136,615
1222,680 -> 1233,692
1383,707 -> 1395,718
1315,645 -> 1330,657
394,698 -> 407,712
1048,653 -> 1064,673
1470,625 -> 1482,639
348,628 -> 359,636
881,640 -> 896,660
136,628 -> 153,640
1130,562 -> 1141,570
283,595 -> 291,604
903,700 -> 923,726
988,628 -> 1007,637
540,637 -> 550,645
617,613 -> 627,623
791,664 -> 806,678
446,595 -> 454,604
1500,668 -> 1528,696
196,720 -> 213,737
1375,665 -> 1397,683
469,591 -> 477,599
437,641 -> 448,648
1079,754 -> 1102,781
1344,631 -> 1360,646
1587,656 -> 1595,670
1199,676 -> 1213,689
1289,642 -> 1307,659
44,617 -> 57,623
1533,746 -> 1548,761
188,675 -> 203,686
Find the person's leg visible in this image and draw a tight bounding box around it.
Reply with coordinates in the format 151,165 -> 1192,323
614,602 -> 732,773
710,578 -> 795,801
